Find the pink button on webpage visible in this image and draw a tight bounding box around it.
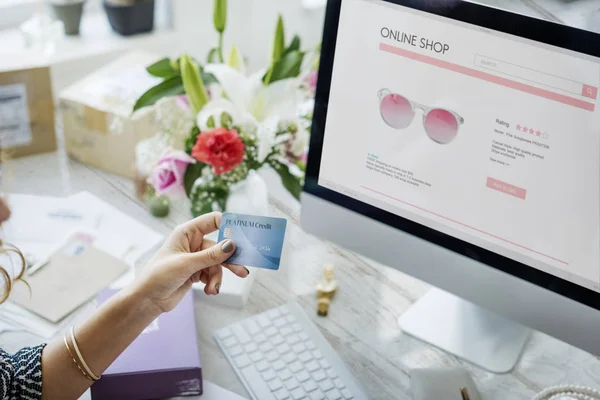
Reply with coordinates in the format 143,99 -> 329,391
582,84 -> 598,100
486,177 -> 527,200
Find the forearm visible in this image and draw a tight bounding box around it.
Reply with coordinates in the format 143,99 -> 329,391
40,285 -> 161,400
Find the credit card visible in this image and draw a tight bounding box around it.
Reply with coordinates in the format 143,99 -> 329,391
218,212 -> 287,270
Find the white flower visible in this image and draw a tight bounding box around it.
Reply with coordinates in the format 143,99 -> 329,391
290,123 -> 309,156
135,135 -> 170,176
201,64 -> 300,160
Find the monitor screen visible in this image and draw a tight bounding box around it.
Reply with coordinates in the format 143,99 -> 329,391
312,0 -> 600,293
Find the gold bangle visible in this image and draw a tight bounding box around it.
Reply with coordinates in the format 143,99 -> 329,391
70,326 -> 100,381
63,334 -> 93,381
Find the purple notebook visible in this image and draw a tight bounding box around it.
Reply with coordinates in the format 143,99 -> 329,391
91,290 -> 202,399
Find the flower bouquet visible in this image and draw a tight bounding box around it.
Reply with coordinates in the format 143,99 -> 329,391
133,0 -> 319,217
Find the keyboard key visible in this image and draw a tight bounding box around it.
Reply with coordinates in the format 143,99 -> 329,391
306,360 -> 320,372
240,366 -> 277,400
255,333 -> 268,344
286,315 -> 296,324
319,360 -> 330,369
250,351 -> 264,362
275,318 -> 287,328
244,343 -> 258,353
256,360 -> 270,372
291,387 -> 307,400
310,391 -> 326,400
298,351 -> 313,363
216,328 -> 232,339
326,368 -> 337,379
266,327 -> 278,337
319,379 -> 334,392
234,354 -> 251,368
282,353 -> 297,363
306,341 -> 317,351
299,332 -> 309,341
272,335 -> 285,346
262,369 -> 277,381
326,388 -> 342,400
277,343 -> 291,354
260,342 -> 274,353
292,323 -> 303,332
257,314 -> 271,328
312,369 -> 327,381
311,349 -> 322,359
268,378 -> 283,391
232,325 -> 251,344
267,308 -> 281,319
287,334 -> 301,345
285,378 -> 300,390
289,361 -> 303,373
297,370 -> 311,382
223,337 -> 237,348
244,319 -> 261,335
341,388 -> 353,399
292,343 -> 306,353
266,351 -> 279,362
280,327 -> 293,336
333,378 -> 344,389
275,388 -> 290,400
278,368 -> 293,381
229,345 -> 243,357
279,305 -> 290,315
303,379 -> 318,392
273,359 -> 286,371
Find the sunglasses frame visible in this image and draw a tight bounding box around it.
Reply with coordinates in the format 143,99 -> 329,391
378,88 -> 465,144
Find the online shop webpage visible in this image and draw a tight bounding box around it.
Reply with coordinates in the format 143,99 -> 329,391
318,0 -> 600,291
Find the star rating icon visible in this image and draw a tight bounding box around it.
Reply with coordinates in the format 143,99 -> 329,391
536,130 -> 541,137
516,124 -> 521,131
529,128 -> 535,134
522,126 -> 528,132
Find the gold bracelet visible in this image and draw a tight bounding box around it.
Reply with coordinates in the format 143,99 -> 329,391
70,326 -> 100,381
63,334 -> 93,381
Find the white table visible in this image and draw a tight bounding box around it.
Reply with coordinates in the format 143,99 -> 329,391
4,1 -> 600,399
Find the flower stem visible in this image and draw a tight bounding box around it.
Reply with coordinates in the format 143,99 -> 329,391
218,32 -> 225,63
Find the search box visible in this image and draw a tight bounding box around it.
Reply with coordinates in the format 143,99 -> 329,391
474,55 -> 597,100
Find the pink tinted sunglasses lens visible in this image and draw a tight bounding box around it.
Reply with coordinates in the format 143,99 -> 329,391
424,109 -> 459,144
380,94 -> 413,129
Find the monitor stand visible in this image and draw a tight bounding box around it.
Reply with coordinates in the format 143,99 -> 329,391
398,288 -> 531,373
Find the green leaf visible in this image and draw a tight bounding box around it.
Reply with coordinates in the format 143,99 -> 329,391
133,76 -> 185,112
272,15 -> 285,62
202,70 -> 218,85
263,51 -> 305,84
283,35 -> 301,56
271,160 -> 302,200
214,0 -> 227,33
185,126 -> 201,154
184,162 -> 205,197
146,57 -> 178,78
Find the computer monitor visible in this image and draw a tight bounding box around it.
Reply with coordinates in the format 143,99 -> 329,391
301,0 -> 600,373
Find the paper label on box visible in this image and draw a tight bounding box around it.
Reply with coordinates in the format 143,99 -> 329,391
0,84 -> 32,148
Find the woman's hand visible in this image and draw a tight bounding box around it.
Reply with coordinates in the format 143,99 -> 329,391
132,211 -> 249,313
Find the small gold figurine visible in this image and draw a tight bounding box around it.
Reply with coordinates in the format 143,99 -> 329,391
316,264 -> 338,300
317,297 -> 331,317
316,264 -> 338,316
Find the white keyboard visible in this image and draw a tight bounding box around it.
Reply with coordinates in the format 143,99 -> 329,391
214,303 -> 368,400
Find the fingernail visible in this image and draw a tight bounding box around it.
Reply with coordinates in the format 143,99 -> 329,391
244,267 -> 250,276
215,283 -> 221,294
221,240 -> 234,253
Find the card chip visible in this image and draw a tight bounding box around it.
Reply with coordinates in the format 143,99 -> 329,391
223,227 -> 234,239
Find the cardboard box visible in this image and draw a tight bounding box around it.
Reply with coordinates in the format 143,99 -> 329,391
0,56 -> 56,158
91,290 -> 203,400
60,51 -> 163,178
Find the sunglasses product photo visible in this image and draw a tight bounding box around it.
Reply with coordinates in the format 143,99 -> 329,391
378,88 -> 465,144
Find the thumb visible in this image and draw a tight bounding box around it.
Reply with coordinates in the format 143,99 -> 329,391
184,239 -> 236,274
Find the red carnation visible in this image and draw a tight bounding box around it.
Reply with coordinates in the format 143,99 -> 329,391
191,127 -> 245,175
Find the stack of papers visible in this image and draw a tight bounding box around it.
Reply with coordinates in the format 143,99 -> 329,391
0,191 -> 163,339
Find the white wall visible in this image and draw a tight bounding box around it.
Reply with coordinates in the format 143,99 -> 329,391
171,0 -> 326,72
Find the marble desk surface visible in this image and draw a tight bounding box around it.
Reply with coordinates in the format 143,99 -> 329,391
3,1 -> 600,399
